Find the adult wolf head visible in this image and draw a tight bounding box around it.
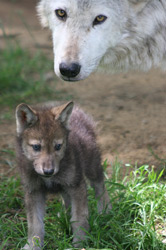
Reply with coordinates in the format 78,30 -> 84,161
37,0 -> 166,81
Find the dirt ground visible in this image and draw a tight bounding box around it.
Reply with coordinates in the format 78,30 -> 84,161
0,0 -> 166,175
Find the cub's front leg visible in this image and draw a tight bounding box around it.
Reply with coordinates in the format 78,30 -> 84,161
68,181 -> 89,247
22,190 -> 46,250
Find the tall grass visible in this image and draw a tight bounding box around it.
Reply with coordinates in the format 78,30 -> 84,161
0,162 -> 165,250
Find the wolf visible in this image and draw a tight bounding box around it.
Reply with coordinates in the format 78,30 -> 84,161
37,0 -> 166,82
15,101 -> 110,249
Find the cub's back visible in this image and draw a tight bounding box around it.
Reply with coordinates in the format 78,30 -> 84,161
69,106 -> 96,143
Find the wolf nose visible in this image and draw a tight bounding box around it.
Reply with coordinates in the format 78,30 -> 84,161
59,63 -> 81,78
43,169 -> 54,176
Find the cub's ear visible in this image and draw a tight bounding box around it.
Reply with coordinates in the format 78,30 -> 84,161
51,101 -> 74,128
16,103 -> 38,135
36,0 -> 49,28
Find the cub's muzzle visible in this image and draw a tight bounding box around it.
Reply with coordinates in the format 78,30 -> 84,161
43,168 -> 54,176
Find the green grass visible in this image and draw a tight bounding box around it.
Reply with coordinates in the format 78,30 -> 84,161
0,162 -> 166,250
0,44 -> 70,109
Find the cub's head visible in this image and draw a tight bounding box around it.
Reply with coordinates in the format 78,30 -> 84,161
16,102 -> 73,177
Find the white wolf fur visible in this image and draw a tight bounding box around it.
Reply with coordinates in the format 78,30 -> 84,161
37,0 -> 166,81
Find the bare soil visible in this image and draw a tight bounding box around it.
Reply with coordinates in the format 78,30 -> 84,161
0,0 -> 166,176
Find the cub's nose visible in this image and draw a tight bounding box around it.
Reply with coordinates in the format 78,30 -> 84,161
43,169 -> 54,176
59,62 -> 81,78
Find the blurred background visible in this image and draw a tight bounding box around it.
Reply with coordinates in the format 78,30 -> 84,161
1,1 -> 166,249
0,0 -> 166,178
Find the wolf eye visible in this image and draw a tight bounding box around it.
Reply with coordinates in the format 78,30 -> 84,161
32,144 -> 41,152
93,15 -> 107,26
55,9 -> 67,20
54,144 -> 62,151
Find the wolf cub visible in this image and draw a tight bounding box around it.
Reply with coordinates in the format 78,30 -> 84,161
16,101 -> 110,249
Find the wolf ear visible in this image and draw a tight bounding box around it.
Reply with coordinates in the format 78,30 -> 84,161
36,0 -> 49,28
16,104 -> 38,135
51,102 -> 74,128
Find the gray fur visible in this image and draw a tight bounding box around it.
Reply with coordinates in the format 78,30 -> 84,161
16,102 -> 111,249
37,0 -> 166,81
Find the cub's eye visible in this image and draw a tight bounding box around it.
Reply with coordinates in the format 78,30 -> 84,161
54,144 -> 62,151
93,15 -> 107,26
55,9 -> 67,20
32,144 -> 41,152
